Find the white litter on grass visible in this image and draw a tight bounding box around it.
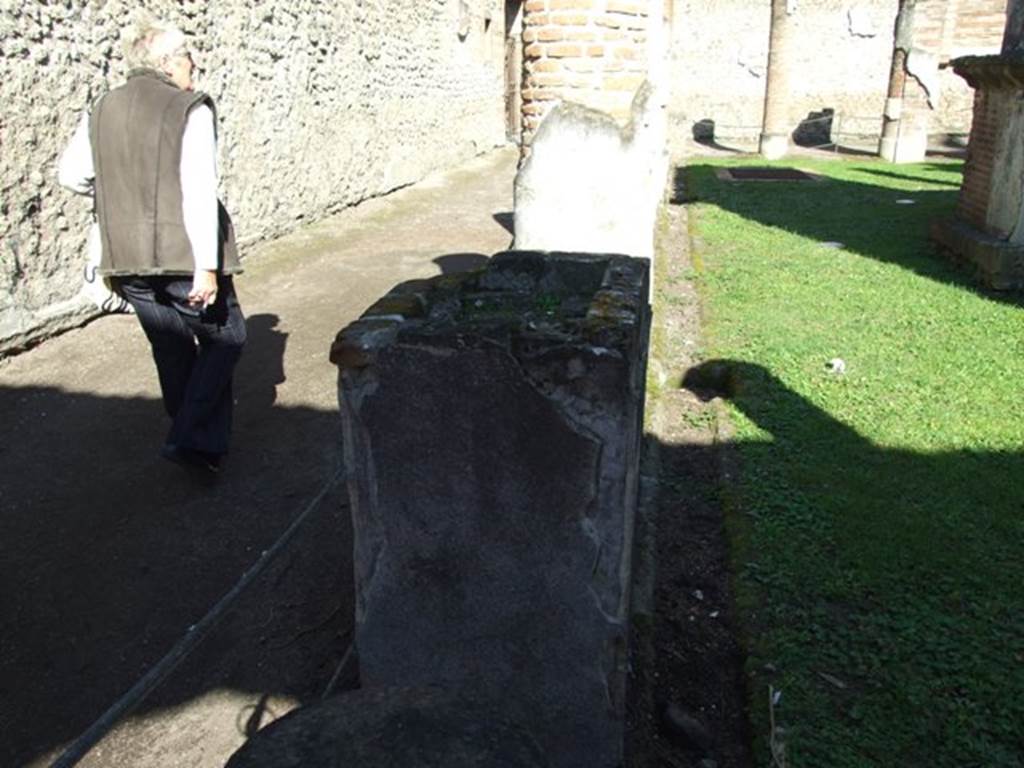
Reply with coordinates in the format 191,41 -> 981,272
820,241 -> 845,249
895,198 -> 916,205
827,358 -> 846,374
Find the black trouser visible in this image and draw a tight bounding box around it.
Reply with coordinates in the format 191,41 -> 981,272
117,274 -> 246,456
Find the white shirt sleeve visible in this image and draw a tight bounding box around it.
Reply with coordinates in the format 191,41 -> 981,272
180,103 -> 219,272
57,111 -> 95,195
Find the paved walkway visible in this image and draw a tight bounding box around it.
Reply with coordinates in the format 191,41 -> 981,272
0,146 -> 519,768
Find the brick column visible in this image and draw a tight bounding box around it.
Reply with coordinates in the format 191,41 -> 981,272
930,51 -> 1024,290
878,0 -> 946,163
520,0 -> 657,147
955,86 -> 997,230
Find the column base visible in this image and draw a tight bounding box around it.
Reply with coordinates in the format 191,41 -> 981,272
759,133 -> 789,160
878,130 -> 927,164
930,218 -> 1024,291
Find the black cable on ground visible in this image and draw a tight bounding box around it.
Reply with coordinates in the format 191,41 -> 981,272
50,465 -> 345,768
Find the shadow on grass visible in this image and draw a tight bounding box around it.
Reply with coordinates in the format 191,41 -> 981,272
680,358 -> 1024,764
855,167 -> 962,187
673,164 -> 1023,309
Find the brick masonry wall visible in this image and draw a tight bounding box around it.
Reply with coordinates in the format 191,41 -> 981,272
912,0 -> 1005,134
666,0 -> 1004,152
956,87 -> 1008,232
957,89 -> 995,229
1,0 -> 506,353
521,0 -> 656,144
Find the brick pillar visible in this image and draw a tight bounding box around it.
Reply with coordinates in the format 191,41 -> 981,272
879,0 -> 916,161
520,0 -> 657,148
955,87 -> 997,230
878,0 -> 952,163
930,53 -> 1024,289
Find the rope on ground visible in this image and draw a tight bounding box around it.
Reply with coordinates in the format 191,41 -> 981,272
50,463 -> 346,768
320,640 -> 356,700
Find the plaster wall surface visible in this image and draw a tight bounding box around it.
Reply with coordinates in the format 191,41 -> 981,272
668,0 -> 896,150
1,0 -> 506,354
666,0 -> 1002,154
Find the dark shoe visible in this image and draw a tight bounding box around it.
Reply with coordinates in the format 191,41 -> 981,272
161,444 -> 221,474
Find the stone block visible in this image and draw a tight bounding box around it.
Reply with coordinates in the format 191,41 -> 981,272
513,81 -> 667,262
333,251 -> 651,767
930,218 -> 1024,290
227,687 -> 549,768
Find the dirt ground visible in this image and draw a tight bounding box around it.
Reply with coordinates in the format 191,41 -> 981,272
624,203 -> 753,768
1,145 -> 752,767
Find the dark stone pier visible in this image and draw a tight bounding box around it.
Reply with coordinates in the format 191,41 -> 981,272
229,251 -> 650,767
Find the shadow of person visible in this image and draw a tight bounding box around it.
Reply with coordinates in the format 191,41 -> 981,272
0,309 -> 353,766
234,313 -> 287,412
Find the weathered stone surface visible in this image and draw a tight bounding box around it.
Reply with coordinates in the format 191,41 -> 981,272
226,687 -> 549,768
2,0 -> 506,354
930,218 -> 1024,290
514,83 -> 666,261
986,87 -> 1024,241
334,251 -> 650,767
951,53 -> 1024,91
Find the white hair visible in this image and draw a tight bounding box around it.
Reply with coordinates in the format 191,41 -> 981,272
123,15 -> 188,71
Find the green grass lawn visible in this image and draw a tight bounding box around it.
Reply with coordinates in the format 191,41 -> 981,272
680,156 -> 1024,766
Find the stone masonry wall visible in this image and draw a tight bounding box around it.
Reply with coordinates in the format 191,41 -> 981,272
666,0 -> 1004,153
1,0 -> 506,354
521,0 -> 660,145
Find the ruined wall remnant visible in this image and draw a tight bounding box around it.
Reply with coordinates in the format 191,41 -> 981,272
326,251 -> 651,766
1,0 -> 506,354
514,81 -> 667,260
667,0 -> 1005,155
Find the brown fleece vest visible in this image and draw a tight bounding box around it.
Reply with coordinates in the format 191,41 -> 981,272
90,69 -> 241,276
